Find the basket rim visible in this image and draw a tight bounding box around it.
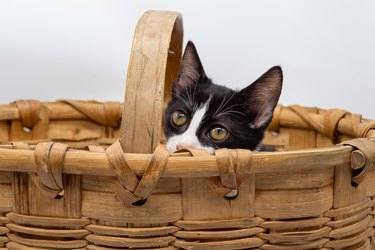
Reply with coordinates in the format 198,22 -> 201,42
0,141 -> 357,178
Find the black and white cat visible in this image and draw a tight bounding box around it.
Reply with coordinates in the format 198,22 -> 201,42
164,41 -> 282,153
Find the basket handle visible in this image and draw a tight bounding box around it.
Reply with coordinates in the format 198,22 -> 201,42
120,10 -> 183,154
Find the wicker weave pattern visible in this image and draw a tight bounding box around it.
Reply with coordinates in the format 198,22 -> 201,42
0,101 -> 375,249
1,10 -> 375,250
0,198 -> 374,249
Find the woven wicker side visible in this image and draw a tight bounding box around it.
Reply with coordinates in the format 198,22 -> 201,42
0,8 -> 375,250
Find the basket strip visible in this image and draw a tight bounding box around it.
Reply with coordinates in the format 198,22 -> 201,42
82,176 -> 181,194
0,227 -> 9,235
1,104 -> 373,139
357,239 -> 371,250
343,138 -> 375,184
10,102 -> 49,141
0,172 -> 12,184
61,100 -> 122,127
260,217 -> 331,230
256,166 -> 333,190
173,227 -> 264,240
324,227 -> 372,248
173,217 -> 264,230
173,237 -> 266,250
48,120 -> 104,141
82,192 -> 182,224
0,217 -> 10,225
85,234 -> 175,248
6,233 -> 87,248
6,242 -> 86,250
0,145 -> 354,177
85,224 -> 178,237
86,245 -> 177,250
120,11 -> 182,153
0,236 -> 9,247
324,197 -> 370,218
0,101 -> 122,126
0,185 -> 12,213
33,142 -> 67,198
260,238 -> 329,250
326,207 -> 370,228
328,215 -> 372,238
290,105 -> 347,142
13,100 -> 40,129
258,226 -> 331,244
255,185 -> 333,220
6,212 -> 90,229
6,223 -> 90,238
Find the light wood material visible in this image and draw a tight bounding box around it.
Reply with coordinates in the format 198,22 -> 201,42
0,145 -> 355,177
6,212 -> 90,229
120,11 -> 183,153
0,9 -> 374,250
85,234 -> 175,248
85,224 -> 178,237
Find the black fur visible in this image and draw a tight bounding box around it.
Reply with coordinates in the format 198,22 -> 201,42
164,41 -> 283,151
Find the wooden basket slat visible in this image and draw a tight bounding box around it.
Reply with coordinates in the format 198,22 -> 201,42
261,217 -> 331,231
173,217 -> 265,230
6,212 -> 90,229
85,234 -> 175,248
82,192 -> 182,224
328,215 -> 372,239
6,233 -> 88,248
173,237 -> 266,249
255,185 -> 333,220
260,238 -> 330,250
85,245 -> 178,250
258,226 -> 332,244
6,223 -> 90,238
173,227 -> 264,240
85,224 -> 178,237
7,242 -> 86,250
0,144 -> 354,177
0,236 -> 9,248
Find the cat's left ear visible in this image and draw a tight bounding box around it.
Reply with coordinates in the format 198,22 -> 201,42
240,66 -> 283,129
172,41 -> 206,94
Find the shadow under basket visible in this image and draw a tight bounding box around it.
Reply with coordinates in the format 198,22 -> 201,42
1,10 -> 375,250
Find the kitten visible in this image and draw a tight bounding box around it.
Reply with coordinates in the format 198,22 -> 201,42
164,41 -> 282,153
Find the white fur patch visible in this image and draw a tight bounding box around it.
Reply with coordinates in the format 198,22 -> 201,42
167,101 -> 214,153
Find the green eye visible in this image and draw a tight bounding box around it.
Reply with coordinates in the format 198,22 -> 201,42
209,127 -> 228,141
172,111 -> 187,127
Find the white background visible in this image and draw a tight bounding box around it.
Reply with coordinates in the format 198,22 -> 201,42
1,0 -> 374,118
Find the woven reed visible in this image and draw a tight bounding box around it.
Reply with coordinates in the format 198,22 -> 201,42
1,10 -> 375,250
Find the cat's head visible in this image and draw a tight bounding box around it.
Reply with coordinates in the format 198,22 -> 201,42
164,41 -> 283,153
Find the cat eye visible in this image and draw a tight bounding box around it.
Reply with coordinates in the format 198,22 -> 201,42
172,111 -> 187,127
209,127 -> 228,141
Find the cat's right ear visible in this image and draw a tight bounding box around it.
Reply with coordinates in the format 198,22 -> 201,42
240,66 -> 283,129
173,41 -> 206,94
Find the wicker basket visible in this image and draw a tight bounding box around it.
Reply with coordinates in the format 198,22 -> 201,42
1,10 -> 375,250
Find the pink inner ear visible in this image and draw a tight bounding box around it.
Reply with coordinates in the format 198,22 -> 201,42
174,41 -> 205,93
249,109 -> 273,129
242,66 -> 283,129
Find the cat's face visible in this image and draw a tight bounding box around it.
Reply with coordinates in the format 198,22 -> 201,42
164,41 -> 282,153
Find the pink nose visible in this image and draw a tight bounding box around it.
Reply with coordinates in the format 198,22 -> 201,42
176,144 -> 184,150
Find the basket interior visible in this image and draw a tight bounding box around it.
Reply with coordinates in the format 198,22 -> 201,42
0,101 -> 368,151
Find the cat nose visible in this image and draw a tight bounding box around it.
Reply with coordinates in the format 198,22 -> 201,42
176,144 -> 185,150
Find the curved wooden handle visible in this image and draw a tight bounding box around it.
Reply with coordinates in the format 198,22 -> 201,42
120,11 -> 183,153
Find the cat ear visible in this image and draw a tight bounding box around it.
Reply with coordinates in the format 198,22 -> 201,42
240,66 -> 283,129
173,41 -> 206,94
